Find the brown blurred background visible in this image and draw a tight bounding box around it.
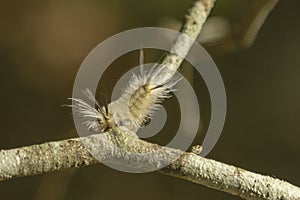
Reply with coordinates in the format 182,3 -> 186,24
0,0 -> 299,199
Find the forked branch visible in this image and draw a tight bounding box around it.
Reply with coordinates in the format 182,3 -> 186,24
1,0 -> 299,199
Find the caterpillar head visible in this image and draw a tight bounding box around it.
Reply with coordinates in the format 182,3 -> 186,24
68,89 -> 113,133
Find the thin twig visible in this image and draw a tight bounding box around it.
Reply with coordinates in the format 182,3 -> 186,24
203,0 -> 280,55
160,0 -> 215,76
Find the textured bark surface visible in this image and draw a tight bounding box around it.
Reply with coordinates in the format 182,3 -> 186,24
1,131 -> 300,200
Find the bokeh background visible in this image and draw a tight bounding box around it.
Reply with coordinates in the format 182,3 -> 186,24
0,0 -> 299,199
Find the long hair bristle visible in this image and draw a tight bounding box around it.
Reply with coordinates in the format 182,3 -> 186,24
68,49 -> 181,134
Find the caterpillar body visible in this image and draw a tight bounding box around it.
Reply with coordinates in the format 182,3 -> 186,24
70,50 -> 181,134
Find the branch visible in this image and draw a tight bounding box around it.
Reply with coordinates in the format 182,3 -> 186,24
1,132 -> 300,200
1,0 -> 299,199
161,0 -> 215,70
202,0 -> 280,55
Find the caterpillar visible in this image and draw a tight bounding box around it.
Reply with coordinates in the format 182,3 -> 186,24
70,49 -> 181,134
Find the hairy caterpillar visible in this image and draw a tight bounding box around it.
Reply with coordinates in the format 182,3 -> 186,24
70,49 -> 181,134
